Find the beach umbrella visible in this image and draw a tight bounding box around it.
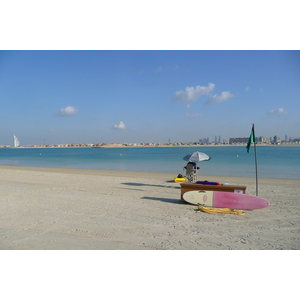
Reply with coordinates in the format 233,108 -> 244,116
183,151 -> 211,163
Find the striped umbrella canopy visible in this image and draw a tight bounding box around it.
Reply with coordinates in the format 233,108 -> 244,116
183,151 -> 211,163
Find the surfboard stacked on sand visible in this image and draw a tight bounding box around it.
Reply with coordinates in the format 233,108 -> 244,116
183,190 -> 270,210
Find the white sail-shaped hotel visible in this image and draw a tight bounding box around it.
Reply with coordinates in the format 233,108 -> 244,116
14,135 -> 20,147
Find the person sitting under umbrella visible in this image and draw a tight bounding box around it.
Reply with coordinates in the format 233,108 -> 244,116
184,162 -> 200,183
182,151 -> 210,183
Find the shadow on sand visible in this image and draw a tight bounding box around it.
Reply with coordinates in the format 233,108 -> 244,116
121,182 -> 180,189
121,182 -> 186,205
141,196 -> 189,205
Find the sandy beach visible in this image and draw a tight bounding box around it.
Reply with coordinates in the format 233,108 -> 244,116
0,165 -> 299,250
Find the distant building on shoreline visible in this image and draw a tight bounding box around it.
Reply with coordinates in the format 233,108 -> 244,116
229,137 -> 249,144
273,135 -> 281,144
199,137 -> 209,143
229,136 -> 272,144
14,135 -> 20,148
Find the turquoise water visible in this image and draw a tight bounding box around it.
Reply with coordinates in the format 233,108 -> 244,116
0,146 -> 299,179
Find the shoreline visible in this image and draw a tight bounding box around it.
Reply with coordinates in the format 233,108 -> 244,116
1,164 -> 299,184
1,164 -> 299,250
1,143 -> 300,149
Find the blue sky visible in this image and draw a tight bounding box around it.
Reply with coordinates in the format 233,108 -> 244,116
0,50 -> 299,146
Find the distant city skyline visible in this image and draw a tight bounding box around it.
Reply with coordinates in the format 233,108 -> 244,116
1,50 -> 299,146
4,132 -> 299,148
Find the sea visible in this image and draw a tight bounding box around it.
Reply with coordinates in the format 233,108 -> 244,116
0,146 -> 299,179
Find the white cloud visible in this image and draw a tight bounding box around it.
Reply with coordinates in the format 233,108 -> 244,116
113,121 -> 126,130
186,113 -> 204,118
206,91 -> 234,104
57,106 -> 78,116
245,86 -> 250,92
268,108 -> 288,115
172,83 -> 215,103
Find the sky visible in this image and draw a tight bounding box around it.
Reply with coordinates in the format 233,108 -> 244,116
0,50 -> 299,146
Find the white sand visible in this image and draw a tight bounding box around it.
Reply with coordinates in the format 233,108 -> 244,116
0,165 -> 299,250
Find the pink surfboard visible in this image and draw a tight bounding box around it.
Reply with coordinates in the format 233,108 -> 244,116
183,190 -> 270,210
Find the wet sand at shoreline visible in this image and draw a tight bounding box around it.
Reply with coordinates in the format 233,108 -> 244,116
0,165 -> 299,250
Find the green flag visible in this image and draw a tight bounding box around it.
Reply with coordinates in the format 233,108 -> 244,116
246,124 -> 258,196
246,125 -> 255,153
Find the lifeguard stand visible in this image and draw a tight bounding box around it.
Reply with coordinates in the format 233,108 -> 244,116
184,162 -> 200,183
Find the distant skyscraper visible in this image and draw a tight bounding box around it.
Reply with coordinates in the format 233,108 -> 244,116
274,135 -> 281,144
14,134 -> 20,147
199,137 -> 210,143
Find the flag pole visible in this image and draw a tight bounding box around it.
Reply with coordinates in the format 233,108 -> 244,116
253,124 -> 258,196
